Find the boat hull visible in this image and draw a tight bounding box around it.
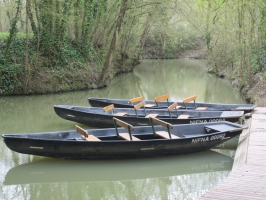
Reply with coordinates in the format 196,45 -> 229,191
54,105 -> 243,128
88,97 -> 256,113
2,122 -> 244,159
3,133 -> 240,159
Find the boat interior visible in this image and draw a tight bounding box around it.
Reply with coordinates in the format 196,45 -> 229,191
66,105 -> 242,119
4,119 -> 243,142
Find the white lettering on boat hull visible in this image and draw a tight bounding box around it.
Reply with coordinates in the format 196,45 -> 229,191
190,118 -> 225,124
192,133 -> 226,144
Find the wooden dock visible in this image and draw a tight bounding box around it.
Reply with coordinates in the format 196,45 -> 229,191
199,107 -> 266,200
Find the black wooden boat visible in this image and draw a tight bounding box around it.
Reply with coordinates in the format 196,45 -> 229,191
2,117 -> 246,159
4,150 -> 233,185
88,94 -> 256,113
54,104 -> 244,128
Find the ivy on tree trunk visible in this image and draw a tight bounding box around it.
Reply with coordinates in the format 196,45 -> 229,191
4,0 -> 22,60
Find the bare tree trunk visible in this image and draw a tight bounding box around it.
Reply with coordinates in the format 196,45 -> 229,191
138,13 -> 152,58
205,1 -> 211,53
24,0 -> 30,92
34,0 -> 40,70
258,9 -> 266,72
74,0 -> 81,43
238,0 -> 244,83
99,0 -> 128,87
161,33 -> 166,59
27,0 -> 37,37
248,8 -> 255,88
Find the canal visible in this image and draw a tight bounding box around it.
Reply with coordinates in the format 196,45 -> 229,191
0,59 -> 246,199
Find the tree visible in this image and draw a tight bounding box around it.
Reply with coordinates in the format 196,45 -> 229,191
4,0 -> 22,60
99,0 -> 128,87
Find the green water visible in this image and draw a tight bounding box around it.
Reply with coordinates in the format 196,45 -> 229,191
0,59 -> 244,200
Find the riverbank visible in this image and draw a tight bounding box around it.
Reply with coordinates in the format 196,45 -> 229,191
177,47 -> 266,107
1,40 -> 264,107
208,69 -> 266,107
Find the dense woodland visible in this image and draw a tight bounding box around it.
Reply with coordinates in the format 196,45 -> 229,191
0,0 -> 265,106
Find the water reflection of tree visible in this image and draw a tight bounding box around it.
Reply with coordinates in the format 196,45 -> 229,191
1,171 -> 230,199
134,60 -> 245,104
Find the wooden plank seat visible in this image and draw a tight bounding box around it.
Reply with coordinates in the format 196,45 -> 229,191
129,96 -> 155,107
134,101 -> 158,118
103,104 -> 127,116
145,113 -> 159,118
144,104 -> 156,107
149,117 -> 180,139
114,112 -> 128,116
155,131 -> 180,139
119,133 -> 140,141
183,95 -> 208,110
196,107 -> 208,110
178,115 -> 190,119
75,125 -> 101,141
113,117 -> 140,141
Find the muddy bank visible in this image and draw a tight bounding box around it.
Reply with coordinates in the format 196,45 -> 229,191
207,69 -> 266,106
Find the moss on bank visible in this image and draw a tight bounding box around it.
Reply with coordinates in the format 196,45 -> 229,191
0,59 -> 138,95
0,37 -> 138,95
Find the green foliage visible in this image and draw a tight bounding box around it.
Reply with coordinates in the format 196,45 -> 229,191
251,48 -> 266,74
208,41 -> 236,72
197,0 -> 225,8
251,56 -> 260,74
144,23 -> 203,58
0,63 -> 23,94
1,38 -> 26,63
0,32 -> 33,40
83,0 -> 94,37
260,50 -> 266,72
60,45 -> 84,66
4,0 -> 22,58
0,38 -> 23,94
0,0 -> 224,94
0,33 -> 10,40
39,31 -> 60,59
